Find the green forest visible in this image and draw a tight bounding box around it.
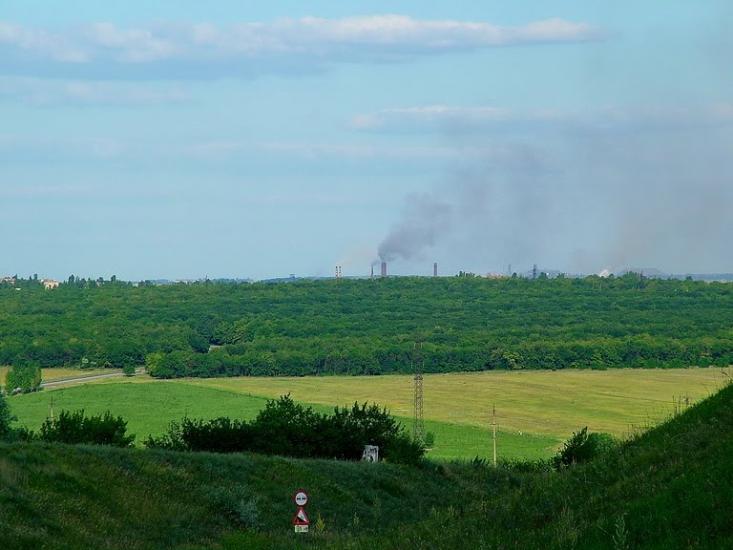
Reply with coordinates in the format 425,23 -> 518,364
1,274 -> 732,379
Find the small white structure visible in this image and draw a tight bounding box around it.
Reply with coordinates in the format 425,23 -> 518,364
42,279 -> 60,290
362,445 -> 379,462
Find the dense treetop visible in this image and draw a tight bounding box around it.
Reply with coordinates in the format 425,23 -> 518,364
1,274 -> 732,378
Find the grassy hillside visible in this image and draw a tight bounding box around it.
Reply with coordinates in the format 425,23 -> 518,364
1,381 -> 731,548
0,441 -> 496,549
345,381 -> 733,550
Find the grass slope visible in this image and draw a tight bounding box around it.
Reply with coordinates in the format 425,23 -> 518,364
1,383 -> 732,548
8,381 -> 556,460
0,443 -> 493,550
338,381 -> 733,549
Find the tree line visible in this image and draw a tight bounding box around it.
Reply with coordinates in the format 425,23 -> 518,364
1,273 -> 732,378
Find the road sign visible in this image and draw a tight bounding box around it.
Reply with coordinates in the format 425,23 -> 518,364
293,507 -> 310,532
362,444 -> 379,462
294,490 -> 308,507
294,508 -> 309,524
293,489 -> 310,533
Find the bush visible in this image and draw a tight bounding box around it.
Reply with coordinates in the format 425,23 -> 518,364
146,395 -> 424,465
40,409 -> 135,447
122,364 -> 135,377
6,365 -> 42,394
553,427 -> 617,469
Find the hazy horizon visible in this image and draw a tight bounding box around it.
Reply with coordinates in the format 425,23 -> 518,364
2,1 -> 731,281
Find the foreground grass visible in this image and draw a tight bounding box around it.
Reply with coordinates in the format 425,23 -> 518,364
329,381 -> 733,550
0,443 -> 495,550
1,381 -> 732,549
8,382 -> 556,460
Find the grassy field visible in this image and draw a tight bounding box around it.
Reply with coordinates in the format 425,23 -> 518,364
8,367 -> 729,461
180,367 -> 730,437
8,382 -> 556,460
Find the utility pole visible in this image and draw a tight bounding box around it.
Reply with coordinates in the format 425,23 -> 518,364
492,404 -> 497,467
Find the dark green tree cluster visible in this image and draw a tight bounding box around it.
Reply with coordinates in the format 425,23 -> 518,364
0,392 -> 13,438
145,395 -> 424,465
1,273 -> 732,377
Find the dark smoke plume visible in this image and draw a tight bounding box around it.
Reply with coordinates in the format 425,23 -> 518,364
377,192 -> 453,262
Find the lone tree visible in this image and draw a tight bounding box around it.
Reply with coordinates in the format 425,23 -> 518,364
6,365 -> 42,394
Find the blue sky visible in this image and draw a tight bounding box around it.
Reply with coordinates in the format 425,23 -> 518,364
1,1 -> 731,280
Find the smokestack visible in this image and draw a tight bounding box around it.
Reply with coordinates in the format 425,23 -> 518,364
381,261 -> 387,277
433,262 -> 438,277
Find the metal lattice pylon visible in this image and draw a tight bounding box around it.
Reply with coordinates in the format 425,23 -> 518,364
413,342 -> 425,442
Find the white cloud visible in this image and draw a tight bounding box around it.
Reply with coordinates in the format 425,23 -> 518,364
0,22 -> 87,62
0,16 -> 600,78
0,76 -> 188,106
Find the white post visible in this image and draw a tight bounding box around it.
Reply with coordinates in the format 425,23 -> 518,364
492,404 -> 497,467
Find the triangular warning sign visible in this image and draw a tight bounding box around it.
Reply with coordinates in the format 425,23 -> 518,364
293,507 -> 310,525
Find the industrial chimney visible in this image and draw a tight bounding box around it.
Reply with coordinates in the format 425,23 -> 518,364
381,261 -> 387,277
433,262 -> 438,277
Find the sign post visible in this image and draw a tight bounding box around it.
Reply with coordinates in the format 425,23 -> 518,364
292,489 -> 310,533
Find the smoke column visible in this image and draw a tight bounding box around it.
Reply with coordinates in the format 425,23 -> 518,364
377,192 -> 453,262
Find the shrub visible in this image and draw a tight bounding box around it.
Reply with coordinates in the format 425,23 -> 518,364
0,392 -> 14,439
122,364 -> 135,377
553,427 -> 617,469
146,394 -> 424,465
40,409 -> 135,447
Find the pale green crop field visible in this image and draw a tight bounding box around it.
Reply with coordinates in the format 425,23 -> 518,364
182,367 -> 729,437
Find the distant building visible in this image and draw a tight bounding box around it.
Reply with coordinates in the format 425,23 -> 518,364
1,276 -> 17,286
42,279 -> 60,290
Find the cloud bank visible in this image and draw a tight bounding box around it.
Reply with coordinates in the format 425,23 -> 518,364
0,16 -> 599,79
